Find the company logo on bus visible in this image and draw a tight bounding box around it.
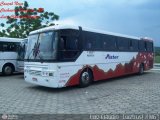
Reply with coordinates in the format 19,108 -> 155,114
105,54 -> 119,59
33,42 -> 40,58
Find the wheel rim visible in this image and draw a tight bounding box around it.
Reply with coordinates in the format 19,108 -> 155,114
81,72 -> 90,84
4,66 -> 12,75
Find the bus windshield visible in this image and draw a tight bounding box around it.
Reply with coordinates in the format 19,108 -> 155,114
25,31 -> 58,61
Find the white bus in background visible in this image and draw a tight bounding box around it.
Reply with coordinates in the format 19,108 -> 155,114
17,38 -> 28,73
24,25 -> 154,88
0,37 -> 23,75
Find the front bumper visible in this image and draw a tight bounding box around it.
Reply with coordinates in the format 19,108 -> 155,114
24,69 -> 63,88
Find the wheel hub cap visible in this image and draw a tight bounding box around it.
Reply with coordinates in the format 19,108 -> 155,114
82,72 -> 89,84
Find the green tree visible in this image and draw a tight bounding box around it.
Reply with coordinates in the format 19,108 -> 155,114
0,1 -> 59,38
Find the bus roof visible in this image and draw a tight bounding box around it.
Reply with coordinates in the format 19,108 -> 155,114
29,25 -> 141,40
141,37 -> 153,42
0,37 -> 24,42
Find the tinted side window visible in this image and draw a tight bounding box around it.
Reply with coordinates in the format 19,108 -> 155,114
66,36 -> 79,50
1,42 -> 7,51
9,42 -> 18,51
102,35 -> 117,51
117,37 -> 129,51
84,31 -> 100,50
0,42 -> 18,51
60,35 -> 79,59
146,41 -> 153,52
129,39 -> 139,51
139,41 -> 146,52
0,42 -> 3,51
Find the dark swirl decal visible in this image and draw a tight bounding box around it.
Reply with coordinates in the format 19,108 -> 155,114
33,42 -> 40,58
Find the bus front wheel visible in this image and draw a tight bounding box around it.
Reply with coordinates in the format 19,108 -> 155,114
79,69 -> 93,87
2,65 -> 14,75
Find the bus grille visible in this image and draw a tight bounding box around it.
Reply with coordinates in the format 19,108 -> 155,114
29,70 -> 41,76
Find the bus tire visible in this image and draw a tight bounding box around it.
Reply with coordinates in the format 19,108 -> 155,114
138,63 -> 144,75
79,69 -> 93,87
2,64 -> 14,75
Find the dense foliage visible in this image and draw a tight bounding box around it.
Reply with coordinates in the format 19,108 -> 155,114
155,47 -> 160,56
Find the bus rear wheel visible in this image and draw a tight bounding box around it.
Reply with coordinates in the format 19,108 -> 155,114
79,69 -> 93,87
2,65 -> 13,75
138,64 -> 144,75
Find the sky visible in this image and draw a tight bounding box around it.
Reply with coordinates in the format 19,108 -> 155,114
0,0 -> 160,46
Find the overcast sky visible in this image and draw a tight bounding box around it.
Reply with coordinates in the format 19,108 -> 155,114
1,0 -> 160,46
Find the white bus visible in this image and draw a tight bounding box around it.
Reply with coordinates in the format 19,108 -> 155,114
24,25 -> 154,88
0,37 -> 23,75
17,38 -> 28,73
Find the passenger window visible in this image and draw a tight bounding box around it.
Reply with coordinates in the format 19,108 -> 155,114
130,39 -> 138,51
102,35 -> 117,51
0,43 -> 2,51
3,43 -> 8,51
60,36 -> 79,59
146,41 -> 153,52
139,41 -> 146,52
84,32 -> 101,50
117,37 -> 129,51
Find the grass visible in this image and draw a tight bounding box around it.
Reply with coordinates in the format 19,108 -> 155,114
155,56 -> 160,63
